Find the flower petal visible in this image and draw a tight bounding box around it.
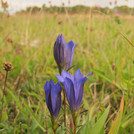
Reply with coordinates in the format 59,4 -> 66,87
66,41 -> 74,53
56,74 -> 64,82
51,82 -> 62,118
66,41 -> 77,70
74,69 -> 84,82
54,92 -> 62,118
61,70 -> 74,81
44,81 -> 53,116
87,72 -> 93,77
47,92 -> 53,116
54,34 -> 67,67
55,82 -> 62,93
60,34 -> 66,45
59,38 -> 67,66
74,77 -> 87,110
63,78 -> 75,111
50,79 -> 55,86
54,35 -> 60,66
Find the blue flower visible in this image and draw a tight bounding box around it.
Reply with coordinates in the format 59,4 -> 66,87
54,34 -> 77,71
44,80 -> 62,118
56,69 -> 92,111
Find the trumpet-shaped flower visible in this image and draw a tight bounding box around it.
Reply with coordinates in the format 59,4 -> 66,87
56,69 -> 92,111
54,34 -> 77,71
44,80 -> 62,118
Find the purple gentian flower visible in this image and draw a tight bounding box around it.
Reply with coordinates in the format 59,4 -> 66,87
54,34 -> 77,71
56,69 -> 92,112
44,80 -> 62,118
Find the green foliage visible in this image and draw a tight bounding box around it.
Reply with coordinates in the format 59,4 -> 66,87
77,106 -> 110,134
23,5 -> 134,15
108,97 -> 124,134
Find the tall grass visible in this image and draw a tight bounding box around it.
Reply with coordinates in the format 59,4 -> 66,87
0,11 -> 134,133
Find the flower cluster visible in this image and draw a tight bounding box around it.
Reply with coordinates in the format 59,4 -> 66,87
44,34 -> 92,133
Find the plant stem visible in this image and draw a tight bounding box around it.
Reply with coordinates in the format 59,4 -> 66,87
54,130 -> 56,134
52,117 -> 57,134
72,111 -> 78,134
0,71 -> 8,122
74,124 -> 77,134
58,67 -> 62,75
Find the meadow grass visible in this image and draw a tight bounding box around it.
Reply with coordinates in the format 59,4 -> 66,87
0,12 -> 134,133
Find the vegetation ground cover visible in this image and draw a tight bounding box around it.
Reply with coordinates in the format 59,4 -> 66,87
0,12 -> 134,133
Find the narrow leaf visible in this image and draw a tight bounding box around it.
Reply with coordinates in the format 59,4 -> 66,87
7,89 -> 46,133
119,32 -> 134,47
90,105 -> 110,134
108,96 -> 124,134
93,69 -> 121,89
77,106 -> 110,134
23,100 -> 46,133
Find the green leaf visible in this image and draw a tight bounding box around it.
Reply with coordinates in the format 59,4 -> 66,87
100,127 -> 105,134
93,69 -> 112,83
121,109 -> 134,128
77,120 -> 90,134
108,96 -> 124,134
120,32 -> 134,47
6,89 -> 23,110
90,105 -> 110,134
93,69 -> 121,89
6,89 -> 46,133
77,106 -> 110,134
23,100 -> 46,133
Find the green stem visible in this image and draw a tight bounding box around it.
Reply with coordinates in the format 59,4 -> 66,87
0,71 -> 8,122
54,130 -> 56,134
72,111 -> 78,134
58,67 -> 62,75
52,117 -> 57,134
74,124 -> 77,134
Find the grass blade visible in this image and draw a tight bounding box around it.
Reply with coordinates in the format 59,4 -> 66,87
119,32 -> 134,47
23,100 -> 46,133
108,96 -> 124,134
90,105 -> 110,134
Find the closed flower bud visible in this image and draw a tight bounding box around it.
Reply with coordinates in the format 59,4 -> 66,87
44,80 -> 62,118
54,34 -> 77,72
